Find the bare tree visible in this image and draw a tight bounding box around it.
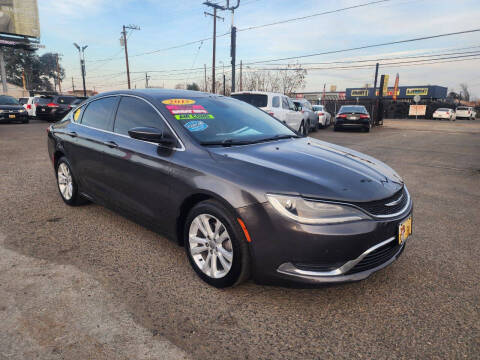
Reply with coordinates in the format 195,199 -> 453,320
242,63 -> 307,95
459,83 -> 470,101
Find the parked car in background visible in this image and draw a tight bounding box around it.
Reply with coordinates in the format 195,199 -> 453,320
455,106 -> 476,120
231,91 -> 306,135
432,108 -> 456,121
334,105 -> 372,132
19,96 -> 39,117
0,95 -> 29,123
36,95 -> 78,122
312,104 -> 331,128
47,89 -> 412,287
292,98 -> 317,133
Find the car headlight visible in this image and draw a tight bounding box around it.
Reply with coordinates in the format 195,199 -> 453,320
266,194 -> 371,224
0,110 -> 4,113
20,109 -> 26,112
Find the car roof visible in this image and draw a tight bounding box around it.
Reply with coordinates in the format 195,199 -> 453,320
231,91 -> 286,97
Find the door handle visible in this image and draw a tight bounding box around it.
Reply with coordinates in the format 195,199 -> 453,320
66,131 -> 77,137
104,141 -> 118,148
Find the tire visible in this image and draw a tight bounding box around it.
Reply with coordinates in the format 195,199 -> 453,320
55,157 -> 88,206
184,200 -> 250,288
22,118 -> 29,124
365,123 -> 371,132
298,121 -> 307,136
309,120 -> 317,132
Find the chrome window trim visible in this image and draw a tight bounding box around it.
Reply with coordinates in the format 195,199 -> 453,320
76,93 -> 185,151
301,186 -> 411,220
277,236 -> 398,277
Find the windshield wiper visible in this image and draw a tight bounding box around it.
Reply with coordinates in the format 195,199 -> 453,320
200,134 -> 299,147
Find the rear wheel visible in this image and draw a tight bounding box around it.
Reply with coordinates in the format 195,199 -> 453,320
56,157 -> 88,206
184,200 -> 250,288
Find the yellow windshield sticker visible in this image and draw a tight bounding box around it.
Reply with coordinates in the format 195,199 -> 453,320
162,99 -> 196,105
74,108 -> 81,122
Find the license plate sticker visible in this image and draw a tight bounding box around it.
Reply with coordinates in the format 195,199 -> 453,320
9,114 -> 15,118
398,216 -> 412,244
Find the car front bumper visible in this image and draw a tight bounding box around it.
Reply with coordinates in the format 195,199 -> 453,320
0,112 -> 28,122
237,198 -> 413,285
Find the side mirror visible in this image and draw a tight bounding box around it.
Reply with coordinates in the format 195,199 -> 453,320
128,127 -> 176,147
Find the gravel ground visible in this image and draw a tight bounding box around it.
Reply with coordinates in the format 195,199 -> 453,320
0,118 -> 479,359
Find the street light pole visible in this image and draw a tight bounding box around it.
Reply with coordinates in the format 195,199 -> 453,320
73,43 -> 88,97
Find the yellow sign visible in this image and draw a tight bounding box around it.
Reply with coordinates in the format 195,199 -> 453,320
406,88 -> 428,96
382,75 -> 389,97
351,89 -> 368,97
162,99 -> 196,105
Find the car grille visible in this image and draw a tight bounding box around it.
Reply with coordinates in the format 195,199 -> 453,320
352,187 -> 409,217
346,240 -> 402,274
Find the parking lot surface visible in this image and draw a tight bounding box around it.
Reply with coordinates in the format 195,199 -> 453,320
1,119 -> 479,359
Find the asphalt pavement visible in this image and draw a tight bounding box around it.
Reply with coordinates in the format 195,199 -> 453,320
0,118 -> 479,359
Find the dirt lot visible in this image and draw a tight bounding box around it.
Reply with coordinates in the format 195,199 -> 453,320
0,118 -> 479,359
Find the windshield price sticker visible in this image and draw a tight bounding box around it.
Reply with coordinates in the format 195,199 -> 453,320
162,99 -> 196,105
166,104 -> 208,115
184,120 -> 208,132
175,114 -> 214,120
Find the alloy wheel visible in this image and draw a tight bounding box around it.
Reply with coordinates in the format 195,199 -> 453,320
57,163 -> 73,200
188,214 -> 233,279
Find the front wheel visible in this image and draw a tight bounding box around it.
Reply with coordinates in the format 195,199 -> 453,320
184,200 -> 250,288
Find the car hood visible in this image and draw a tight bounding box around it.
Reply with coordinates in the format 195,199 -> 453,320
0,105 -> 25,110
208,137 -> 404,202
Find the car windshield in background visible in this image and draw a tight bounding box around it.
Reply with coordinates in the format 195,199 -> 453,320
36,97 -> 54,104
160,96 -> 297,146
0,96 -> 20,105
57,97 -> 76,105
339,106 -> 367,114
230,93 -> 268,108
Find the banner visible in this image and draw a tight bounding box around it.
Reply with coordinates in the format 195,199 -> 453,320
382,75 -> 389,97
0,0 -> 40,38
393,73 -> 399,101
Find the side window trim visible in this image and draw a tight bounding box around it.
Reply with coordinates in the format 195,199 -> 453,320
76,94 -> 185,151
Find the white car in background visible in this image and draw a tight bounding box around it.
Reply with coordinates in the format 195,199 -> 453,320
455,106 -> 476,120
432,108 -> 456,121
18,96 -> 38,117
312,104 -> 332,128
231,91 -> 306,135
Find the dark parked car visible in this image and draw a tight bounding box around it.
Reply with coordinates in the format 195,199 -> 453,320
0,95 -> 29,123
47,89 -> 413,287
36,95 -> 78,122
334,105 -> 372,132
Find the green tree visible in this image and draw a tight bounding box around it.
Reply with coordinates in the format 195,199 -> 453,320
187,82 -> 200,91
2,48 -> 65,91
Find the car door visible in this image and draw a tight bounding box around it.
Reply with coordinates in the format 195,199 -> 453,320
100,95 -> 177,224
63,96 -> 119,200
285,97 -> 302,130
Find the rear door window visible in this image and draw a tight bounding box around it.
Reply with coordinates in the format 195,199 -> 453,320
81,97 -> 118,131
231,93 -> 268,108
282,97 -> 289,109
114,96 -> 165,136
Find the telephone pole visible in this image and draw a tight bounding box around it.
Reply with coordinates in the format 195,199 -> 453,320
239,60 -> 243,91
73,43 -> 87,97
204,64 -> 207,92
145,72 -> 150,88
204,2 -> 225,94
121,24 -> 140,89
55,53 -> 62,93
225,1 -> 240,92
72,77 -> 75,94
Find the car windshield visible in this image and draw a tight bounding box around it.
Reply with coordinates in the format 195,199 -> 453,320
230,93 -> 268,108
159,95 -> 297,146
339,106 -> 367,114
0,96 -> 20,105
36,96 -> 54,104
456,107 -> 468,110
436,108 -> 449,112
312,105 -> 323,111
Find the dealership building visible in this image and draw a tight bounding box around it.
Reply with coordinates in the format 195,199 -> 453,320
345,85 -> 448,101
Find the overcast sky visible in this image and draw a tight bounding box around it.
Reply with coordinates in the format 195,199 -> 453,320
37,0 -> 480,97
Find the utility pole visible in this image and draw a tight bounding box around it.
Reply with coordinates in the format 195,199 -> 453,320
225,1 -> 240,93
145,72 -> 150,88
204,2 -> 225,94
372,62 -> 379,124
239,60 -> 243,91
121,24 -> 140,89
204,64 -> 207,92
55,53 -> 62,93
73,43 -> 88,97
72,77 -> 75,94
